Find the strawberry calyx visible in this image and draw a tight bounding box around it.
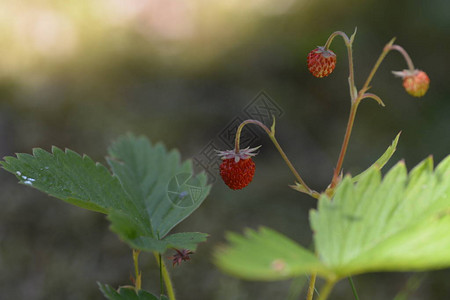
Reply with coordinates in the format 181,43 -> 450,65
216,146 -> 262,163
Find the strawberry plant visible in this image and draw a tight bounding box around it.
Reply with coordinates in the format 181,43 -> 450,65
1,134 -> 210,300
214,29 -> 449,299
1,28 -> 448,300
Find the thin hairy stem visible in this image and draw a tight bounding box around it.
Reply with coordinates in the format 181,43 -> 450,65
153,252 -> 176,300
323,31 -> 356,101
330,37 -> 398,191
306,273 -> 317,300
390,44 -> 416,71
361,38 -> 396,95
348,276 -> 360,300
132,249 -> 141,290
234,119 -> 318,198
331,102 -> 359,189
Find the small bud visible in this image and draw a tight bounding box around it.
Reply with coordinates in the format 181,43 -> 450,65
307,46 -> 337,78
393,70 -> 430,97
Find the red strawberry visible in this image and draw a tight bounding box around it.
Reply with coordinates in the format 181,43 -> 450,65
393,69 -> 429,97
307,46 -> 336,78
216,146 -> 261,190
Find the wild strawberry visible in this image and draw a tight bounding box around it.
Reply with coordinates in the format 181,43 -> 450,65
307,46 -> 336,78
216,146 -> 261,190
393,69 -> 429,97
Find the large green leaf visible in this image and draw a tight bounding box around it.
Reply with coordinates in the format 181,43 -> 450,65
105,135 -> 210,251
1,147 -> 134,214
107,135 -> 210,238
216,155 -> 450,282
311,155 -> 450,278
98,284 -> 158,300
215,227 -> 329,280
1,134 -> 211,253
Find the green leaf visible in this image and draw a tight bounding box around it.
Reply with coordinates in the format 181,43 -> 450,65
106,134 -> 210,251
1,134 -> 211,253
214,227 -> 329,281
98,283 -> 158,300
352,132 -> 401,182
109,209 -> 208,252
1,147 -> 135,214
311,155 -> 450,278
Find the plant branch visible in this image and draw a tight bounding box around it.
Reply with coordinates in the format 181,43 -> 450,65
330,102 -> 359,189
323,30 -> 357,101
360,38 -> 396,96
390,44 -> 415,71
330,37 -> 399,191
132,249 -> 142,290
154,252 -> 176,300
348,276 -> 360,300
306,273 -> 317,300
234,119 -> 318,198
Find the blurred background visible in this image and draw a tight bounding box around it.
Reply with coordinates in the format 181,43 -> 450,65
0,0 -> 449,299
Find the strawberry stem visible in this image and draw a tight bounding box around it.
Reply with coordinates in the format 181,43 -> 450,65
153,251 -> 176,300
323,31 -> 357,101
132,249 -> 142,291
306,273 -> 317,300
234,119 -> 318,199
389,44 -> 416,72
330,37 -> 399,191
360,37 -> 396,96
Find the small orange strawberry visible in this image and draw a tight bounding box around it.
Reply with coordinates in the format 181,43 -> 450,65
393,69 -> 430,97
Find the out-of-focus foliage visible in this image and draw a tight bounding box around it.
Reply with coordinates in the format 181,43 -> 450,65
216,156 -> 450,282
1,0 -> 449,299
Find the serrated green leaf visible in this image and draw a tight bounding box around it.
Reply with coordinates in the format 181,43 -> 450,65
1,134 -> 211,253
106,134 -> 210,251
311,155 -> 450,278
109,209 -> 207,252
352,132 -> 401,182
214,227 -> 329,281
1,147 -> 135,214
98,283 -> 158,300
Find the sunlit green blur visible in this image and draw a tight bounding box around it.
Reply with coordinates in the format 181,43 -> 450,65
1,0 -> 449,299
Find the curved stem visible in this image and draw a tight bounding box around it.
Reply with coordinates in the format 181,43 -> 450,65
390,44 -> 415,71
317,279 -> 336,300
306,273 -> 317,300
153,252 -> 176,300
234,119 -> 318,198
323,31 -> 356,101
132,249 -> 142,290
235,120 -> 271,152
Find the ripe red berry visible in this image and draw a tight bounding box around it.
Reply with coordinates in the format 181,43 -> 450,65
220,158 -> 255,190
307,46 -> 336,78
216,146 -> 261,190
393,69 -> 429,97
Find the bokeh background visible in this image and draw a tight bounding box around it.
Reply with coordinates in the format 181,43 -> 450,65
1,0 -> 449,299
